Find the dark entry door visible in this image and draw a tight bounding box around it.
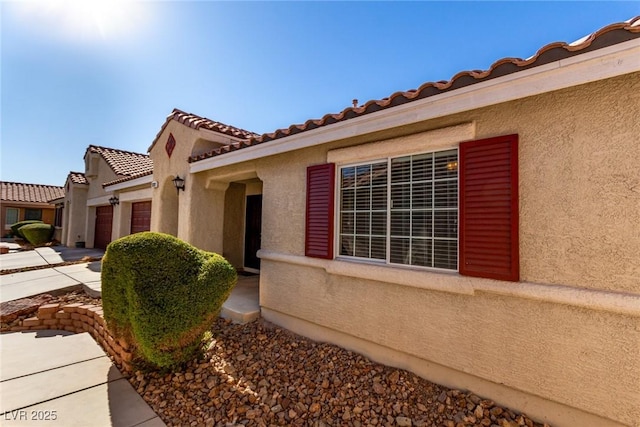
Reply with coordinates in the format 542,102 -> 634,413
131,201 -> 152,234
94,205 -> 113,249
244,195 -> 262,270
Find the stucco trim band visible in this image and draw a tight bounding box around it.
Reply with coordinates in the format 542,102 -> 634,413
258,250 -> 640,317
327,122 -> 475,164
86,195 -> 112,207
261,307 -> 625,427
104,174 -> 153,192
118,188 -> 153,203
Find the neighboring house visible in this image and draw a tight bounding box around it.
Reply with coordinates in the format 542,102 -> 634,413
0,181 -> 65,236
61,146 -> 153,249
146,17 -> 640,427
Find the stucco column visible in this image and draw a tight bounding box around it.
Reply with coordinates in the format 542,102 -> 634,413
113,201 -> 132,241
66,187 -> 88,247
179,174 -> 229,253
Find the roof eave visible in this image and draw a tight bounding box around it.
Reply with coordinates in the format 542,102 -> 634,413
190,38 -> 640,174
0,200 -> 57,208
103,173 -> 154,192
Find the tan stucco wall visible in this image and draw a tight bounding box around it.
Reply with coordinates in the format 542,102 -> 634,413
85,154 -> 119,201
150,73 -> 640,426
63,184 -> 88,246
149,121 -> 193,237
257,73 -> 639,426
151,121 -> 264,263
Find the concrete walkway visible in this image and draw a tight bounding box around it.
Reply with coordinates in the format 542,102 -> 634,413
221,275 -> 260,323
0,329 -> 164,426
0,246 -> 104,272
0,261 -> 102,303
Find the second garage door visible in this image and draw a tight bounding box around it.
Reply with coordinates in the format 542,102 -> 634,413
131,201 -> 151,234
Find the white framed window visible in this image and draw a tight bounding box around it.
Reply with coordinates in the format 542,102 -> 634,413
338,149 -> 458,270
5,208 -> 19,228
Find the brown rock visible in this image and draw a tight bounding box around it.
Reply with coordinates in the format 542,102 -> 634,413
0,294 -> 53,322
396,416 -> 412,426
388,371 -> 400,385
490,407 -> 504,417
342,408 -> 351,421
373,382 -> 385,395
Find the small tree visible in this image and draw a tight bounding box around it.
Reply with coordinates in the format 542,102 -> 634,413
102,232 -> 237,369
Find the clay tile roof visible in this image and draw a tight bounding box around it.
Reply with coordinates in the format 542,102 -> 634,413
68,171 -> 88,185
102,169 -> 154,188
86,145 -> 153,177
188,16 -> 640,163
148,109 -> 259,153
1,181 -> 65,204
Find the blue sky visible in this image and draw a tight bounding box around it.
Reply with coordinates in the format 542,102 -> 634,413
1,1 -> 638,186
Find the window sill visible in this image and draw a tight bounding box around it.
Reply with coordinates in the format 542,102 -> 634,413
258,250 -> 640,317
262,250 -> 473,296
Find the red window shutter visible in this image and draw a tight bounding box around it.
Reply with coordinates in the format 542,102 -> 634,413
305,163 -> 336,259
459,134 -> 519,281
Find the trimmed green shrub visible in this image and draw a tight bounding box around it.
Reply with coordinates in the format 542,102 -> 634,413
19,223 -> 54,245
10,220 -> 43,239
102,232 -> 237,369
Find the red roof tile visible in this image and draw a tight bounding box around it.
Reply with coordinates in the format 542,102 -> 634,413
1,181 -> 65,204
68,171 -> 88,185
86,145 -> 153,177
102,169 -> 153,188
188,16 -> 640,163
148,109 -> 259,153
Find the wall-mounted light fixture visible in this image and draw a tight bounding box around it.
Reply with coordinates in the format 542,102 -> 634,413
109,196 -> 120,206
172,175 -> 185,195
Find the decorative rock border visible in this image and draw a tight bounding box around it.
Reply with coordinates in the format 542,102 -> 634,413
8,302 -> 133,373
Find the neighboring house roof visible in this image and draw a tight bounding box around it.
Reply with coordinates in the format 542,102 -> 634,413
148,109 -> 259,153
1,181 -> 65,204
188,16 -> 640,163
102,169 -> 154,188
68,171 -> 89,185
86,145 -> 153,177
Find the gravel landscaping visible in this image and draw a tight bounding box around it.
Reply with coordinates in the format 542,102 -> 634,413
129,318 -> 549,427
1,290 -> 549,427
